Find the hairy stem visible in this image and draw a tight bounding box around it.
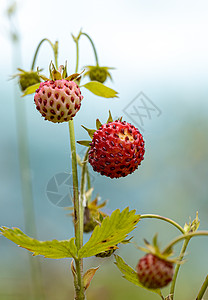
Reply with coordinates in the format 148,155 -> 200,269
31,38 -> 58,70
196,275 -> 208,300
68,120 -> 85,300
140,214 -> 185,234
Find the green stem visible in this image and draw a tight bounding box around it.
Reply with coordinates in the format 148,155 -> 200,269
31,38 -> 58,70
86,166 -> 92,203
140,214 -> 185,234
196,275 -> 208,300
80,149 -> 90,199
169,237 -> 190,299
163,231 -> 208,254
68,120 -> 85,300
81,32 -> 99,66
163,231 -> 208,300
75,37 -> 80,73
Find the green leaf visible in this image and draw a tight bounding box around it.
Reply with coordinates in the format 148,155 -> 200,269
77,140 -> 91,147
96,118 -> 102,130
81,125 -> 96,139
81,81 -> 118,98
114,255 -> 162,296
0,227 -> 77,259
22,83 -> 41,97
83,267 -> 99,290
78,208 -> 140,258
107,110 -> 113,123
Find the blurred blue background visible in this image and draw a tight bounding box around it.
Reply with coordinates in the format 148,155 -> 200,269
0,0 -> 208,299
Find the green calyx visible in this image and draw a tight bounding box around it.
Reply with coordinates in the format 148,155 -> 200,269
84,65 -> 115,84
77,110 -> 122,147
12,68 -> 42,91
83,195 -> 108,233
139,234 -> 180,264
184,211 -> 200,233
66,191 -> 107,233
48,61 -> 84,82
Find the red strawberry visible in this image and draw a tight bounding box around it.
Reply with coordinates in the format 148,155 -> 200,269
136,253 -> 174,289
88,120 -> 145,178
34,80 -> 83,123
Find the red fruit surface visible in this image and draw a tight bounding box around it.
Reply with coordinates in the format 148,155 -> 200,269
88,120 -> 145,178
34,80 -> 83,123
136,253 -> 174,289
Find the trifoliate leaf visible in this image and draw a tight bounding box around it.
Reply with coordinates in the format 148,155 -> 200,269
83,267 -> 99,290
22,83 -> 40,97
78,208 -> 140,258
81,81 -> 118,98
96,119 -> 102,130
81,125 -> 96,139
77,140 -> 91,147
114,255 -> 162,296
0,227 -> 77,259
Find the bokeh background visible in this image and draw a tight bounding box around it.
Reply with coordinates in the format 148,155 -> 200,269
0,0 -> 208,299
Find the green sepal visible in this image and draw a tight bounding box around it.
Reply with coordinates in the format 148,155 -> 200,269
65,70 -> 84,82
81,81 -> 118,98
50,62 -> 62,80
81,125 -> 96,139
0,227 -> 77,259
120,236 -> 133,244
107,110 -> 113,123
77,140 -> 91,147
138,235 -> 178,264
114,255 -> 162,296
39,74 -> 50,81
184,211 -> 200,233
62,61 -> 68,79
22,83 -> 41,97
96,119 -> 102,130
78,207 -> 140,258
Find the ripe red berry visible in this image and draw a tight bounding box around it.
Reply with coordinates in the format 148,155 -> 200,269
34,80 -> 83,123
136,253 -> 174,289
88,120 -> 145,178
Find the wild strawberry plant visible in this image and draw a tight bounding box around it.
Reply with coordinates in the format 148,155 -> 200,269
1,30 -> 208,300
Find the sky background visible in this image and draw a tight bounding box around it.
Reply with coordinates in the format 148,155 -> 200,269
0,0 -> 208,299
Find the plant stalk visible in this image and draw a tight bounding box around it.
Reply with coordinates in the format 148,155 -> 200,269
196,275 -> 208,300
140,214 -> 185,234
163,231 -> 208,299
163,231 -> 208,254
31,38 -> 58,70
81,32 -> 99,66
169,237 -> 190,299
68,119 -> 85,300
